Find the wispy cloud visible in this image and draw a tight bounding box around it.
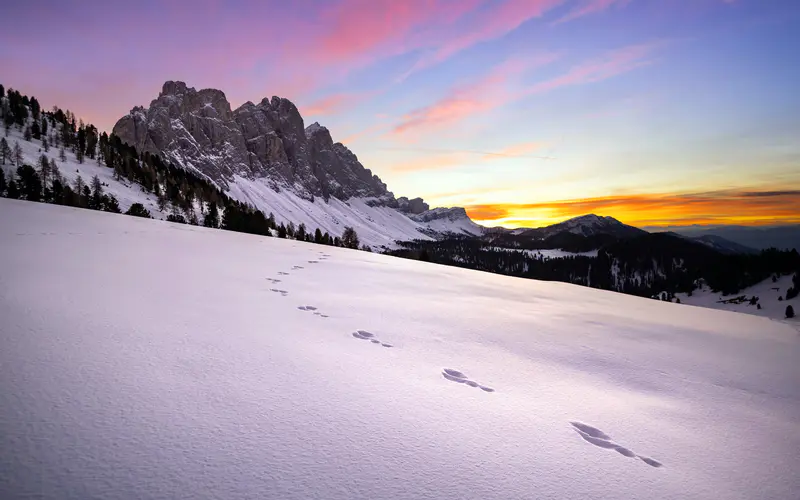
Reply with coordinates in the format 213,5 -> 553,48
385,140 -> 554,173
554,0 -> 631,24
401,0 -> 564,80
393,53 -> 559,135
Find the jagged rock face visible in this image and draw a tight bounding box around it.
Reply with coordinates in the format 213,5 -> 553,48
113,81 -> 393,201
409,207 -> 470,223
397,197 -> 429,214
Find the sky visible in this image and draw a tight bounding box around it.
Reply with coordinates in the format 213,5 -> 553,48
2,0 -> 799,228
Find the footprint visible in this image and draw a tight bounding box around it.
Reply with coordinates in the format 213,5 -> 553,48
278,271 -> 289,276
308,260 -> 319,263
269,289 -> 289,296
441,368 -> 494,392
266,278 -> 282,283
351,330 -> 393,347
291,265 -> 304,270
570,422 -> 612,441
570,422 -> 661,467
297,305 -> 318,311
639,457 -> 663,468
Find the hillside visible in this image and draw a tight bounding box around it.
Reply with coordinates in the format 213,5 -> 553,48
2,198 -> 798,500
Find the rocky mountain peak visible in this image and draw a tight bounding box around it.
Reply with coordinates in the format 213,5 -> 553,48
112,81 -> 399,201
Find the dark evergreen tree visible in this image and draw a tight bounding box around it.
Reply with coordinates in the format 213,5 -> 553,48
205,203 -> 220,228
23,126 -> 32,141
125,203 -> 152,218
90,174 -> 103,209
167,212 -> 187,224
59,146 -> 66,162
0,168 -> 5,195
786,305 -> 795,319
0,137 -> 10,164
278,223 -> 287,238
42,135 -> 49,152
296,223 -> 306,241
314,228 -> 323,243
16,164 -> 42,202
287,221 -> 295,238
31,120 -> 41,140
6,178 -> 19,198
342,226 -> 359,249
102,194 -> 122,213
81,185 -> 91,207
12,141 -> 22,166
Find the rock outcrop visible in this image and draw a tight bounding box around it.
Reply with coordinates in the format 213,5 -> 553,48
113,81 -> 394,201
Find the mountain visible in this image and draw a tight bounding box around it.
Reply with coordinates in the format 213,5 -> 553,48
112,81 -> 483,248
523,214 -> 646,239
484,214 -> 646,252
3,197 -> 798,500
687,234 -> 758,255
645,224 -> 800,252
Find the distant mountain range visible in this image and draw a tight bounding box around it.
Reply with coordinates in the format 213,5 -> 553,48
647,224 -> 800,252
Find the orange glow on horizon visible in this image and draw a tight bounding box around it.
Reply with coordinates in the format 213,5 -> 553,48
464,190 -> 800,228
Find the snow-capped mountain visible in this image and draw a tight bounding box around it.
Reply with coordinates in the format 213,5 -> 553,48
520,214 -> 646,239
112,81 -> 483,248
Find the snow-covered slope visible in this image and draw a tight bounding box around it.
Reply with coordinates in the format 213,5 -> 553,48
2,198 -> 798,500
2,127 -> 171,218
675,274 -> 799,322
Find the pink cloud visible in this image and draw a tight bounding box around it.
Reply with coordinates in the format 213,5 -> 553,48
554,0 -> 631,24
393,53 -> 559,135
311,0 -> 482,66
302,93 -> 359,116
402,0 -> 564,79
525,42 -> 659,94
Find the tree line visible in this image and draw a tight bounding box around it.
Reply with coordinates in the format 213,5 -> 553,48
0,83 -> 370,251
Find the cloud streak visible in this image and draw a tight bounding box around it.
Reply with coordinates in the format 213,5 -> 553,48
554,0 -> 631,24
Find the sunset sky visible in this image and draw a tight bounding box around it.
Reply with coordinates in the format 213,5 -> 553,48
3,0 -> 799,228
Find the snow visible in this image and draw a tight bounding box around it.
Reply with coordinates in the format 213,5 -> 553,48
2,125 -> 178,219
227,175 -> 434,249
675,274 -> 799,324
2,125 -> 475,248
1,198 -> 799,500
489,247 -> 599,259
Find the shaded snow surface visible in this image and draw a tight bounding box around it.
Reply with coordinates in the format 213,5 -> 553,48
1,198 -> 799,500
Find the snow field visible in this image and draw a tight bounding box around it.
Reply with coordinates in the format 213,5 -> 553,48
1,198 -> 799,500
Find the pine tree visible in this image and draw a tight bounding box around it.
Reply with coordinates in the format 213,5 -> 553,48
786,305 -> 795,319
6,178 -> 19,199
41,116 -> 48,136
90,174 -> 103,209
296,223 -> 306,241
12,141 -> 23,166
59,146 -> 66,162
73,174 -> 85,198
102,194 -> 121,213
278,223 -> 287,238
125,203 -> 152,218
23,126 -> 32,141
50,158 -> 60,183
31,120 -> 41,140
0,168 -> 5,195
287,221 -> 295,238
342,226 -> 359,249
314,228 -> 323,243
38,154 -> 51,187
203,203 -> 220,228
0,137 -> 10,164
16,164 -> 42,202
42,135 -> 49,152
